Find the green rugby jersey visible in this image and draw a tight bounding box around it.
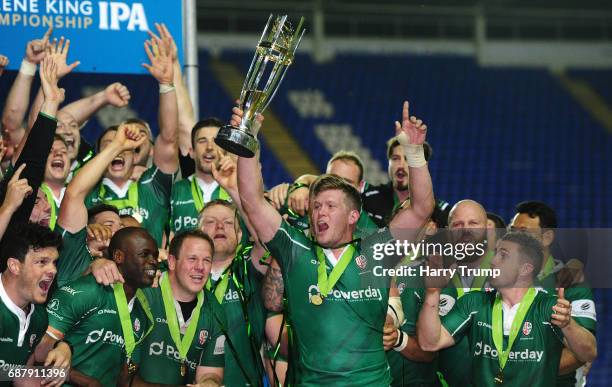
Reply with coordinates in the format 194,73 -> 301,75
47,275 -> 151,386
441,289 -> 564,387
170,175 -> 231,234
211,248 -> 266,387
135,279 -> 225,384
0,274 -> 47,377
265,220 -> 394,386
55,226 -> 92,288
388,270 -> 450,387
85,165 -> 175,246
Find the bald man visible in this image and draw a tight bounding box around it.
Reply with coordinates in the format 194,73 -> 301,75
433,199 -> 492,386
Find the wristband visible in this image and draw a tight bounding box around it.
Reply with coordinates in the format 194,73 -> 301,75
289,182 -> 309,194
393,330 -> 409,352
387,296 -> 405,328
397,132 -> 426,168
19,60 -> 37,76
403,143 -> 426,167
159,83 -> 175,94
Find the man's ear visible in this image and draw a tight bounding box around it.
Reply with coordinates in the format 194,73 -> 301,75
542,229 -> 555,248
113,250 -> 125,265
6,257 -> 21,276
167,254 -> 177,271
348,209 -> 360,226
520,261 -> 535,278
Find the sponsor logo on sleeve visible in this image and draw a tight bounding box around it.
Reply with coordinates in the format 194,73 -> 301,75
59,286 -> 83,296
438,294 -> 456,316
48,299 -> 59,311
571,300 -> 596,320
214,336 -> 225,355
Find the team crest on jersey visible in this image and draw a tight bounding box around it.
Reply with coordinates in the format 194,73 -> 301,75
522,321 -> 532,336
355,255 -> 367,270
199,330 -> 209,345
29,334 -> 37,347
133,318 -> 141,332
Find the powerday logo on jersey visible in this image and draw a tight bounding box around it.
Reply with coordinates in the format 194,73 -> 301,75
199,330 -> 209,345
522,321 -> 532,336
473,341 -> 543,362
307,284 -> 383,304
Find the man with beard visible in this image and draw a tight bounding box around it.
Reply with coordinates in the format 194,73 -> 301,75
362,135 -> 433,227
132,229 -> 225,386
0,223 -> 71,385
84,34 -> 179,246
236,101 -> 434,385
35,227 -> 159,386
170,118 -> 230,234
509,201 -> 597,387
418,232 -> 597,386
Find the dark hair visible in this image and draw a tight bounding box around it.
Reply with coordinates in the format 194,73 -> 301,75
386,137 -> 432,162
108,227 -> 152,259
327,151 -> 365,182
500,231 -> 544,277
96,125 -> 119,152
487,212 -> 506,229
88,204 -> 120,225
310,174 -> 362,212
1,223 -> 62,270
431,199 -> 451,229
191,118 -> 225,148
515,201 -> 558,229
169,229 -> 215,260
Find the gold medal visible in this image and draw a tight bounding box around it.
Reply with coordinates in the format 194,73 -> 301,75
494,370 -> 503,384
180,361 -> 187,377
127,359 -> 137,375
311,294 -> 323,306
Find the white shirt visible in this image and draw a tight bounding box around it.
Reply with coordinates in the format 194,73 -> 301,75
0,273 -> 35,346
102,178 -> 133,198
194,176 -> 220,203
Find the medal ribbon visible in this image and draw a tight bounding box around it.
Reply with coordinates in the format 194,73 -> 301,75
537,255 -> 555,281
112,284 -> 154,360
492,288 -> 537,372
160,272 -> 203,361
315,244 -> 356,298
190,176 -> 230,212
40,183 -> 58,231
205,244 -> 242,303
452,251 -> 494,298
99,181 -> 139,211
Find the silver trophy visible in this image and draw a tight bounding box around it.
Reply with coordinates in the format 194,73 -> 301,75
215,14 -> 305,158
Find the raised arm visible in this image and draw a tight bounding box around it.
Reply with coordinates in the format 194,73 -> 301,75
143,32 -> 178,175
553,288 -> 597,363
60,82 -> 130,125
0,55 -> 7,77
26,36 -> 79,131
417,289 -> 456,351
58,124 -> 146,233
0,164 -> 31,238
389,101 -> 434,239
1,28 -> 51,133
232,109 -> 282,243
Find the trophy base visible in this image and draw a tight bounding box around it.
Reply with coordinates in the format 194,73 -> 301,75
215,125 -> 259,158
